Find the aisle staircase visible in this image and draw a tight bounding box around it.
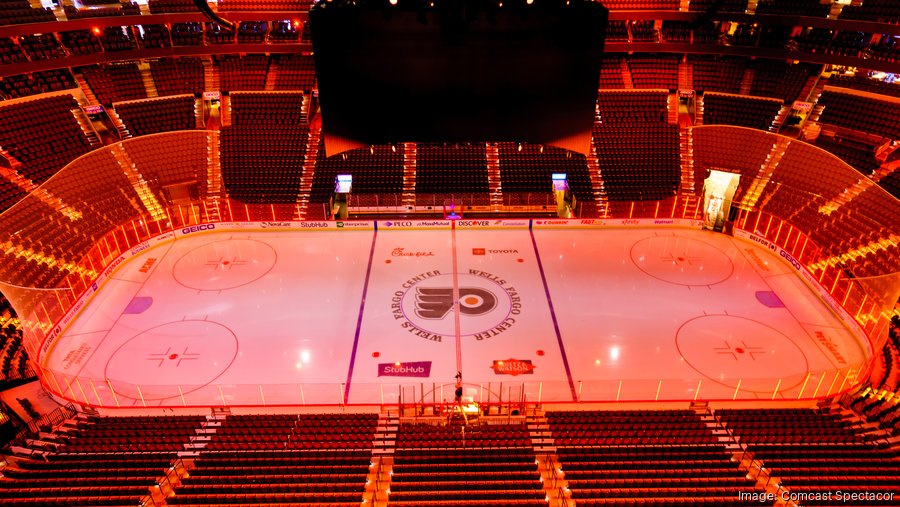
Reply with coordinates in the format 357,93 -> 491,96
621,59 -> 634,89
818,149 -> 900,216
586,138 -> 608,217
73,72 -> 100,105
739,67 -> 755,96
107,107 -> 131,139
402,142 -> 417,209
486,142 -> 503,209
110,144 -> 168,221
875,141 -> 899,167
709,406 -> 791,500
0,154 -> 82,221
770,104 -> 792,133
70,107 -> 103,146
139,62 -> 159,98
264,61 -> 278,91
194,98 -> 204,129
529,411 -> 571,507
295,125 -> 321,220
367,411 -> 397,506
667,93 -> 679,124
202,58 -> 220,92
801,74 -> 827,104
205,131 -> 224,221
586,104 -> 608,216
740,135 -> 792,210
695,94 -> 705,125
678,59 -> 693,91
220,95 -> 231,127
680,126 -> 695,194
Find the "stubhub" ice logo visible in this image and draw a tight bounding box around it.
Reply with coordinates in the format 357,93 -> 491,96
378,361 -> 432,378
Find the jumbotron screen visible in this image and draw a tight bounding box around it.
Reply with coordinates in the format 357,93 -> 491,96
310,0 -> 608,156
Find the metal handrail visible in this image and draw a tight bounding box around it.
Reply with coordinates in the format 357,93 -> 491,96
544,453 -> 560,490
369,458 -> 384,503
26,402 -> 76,433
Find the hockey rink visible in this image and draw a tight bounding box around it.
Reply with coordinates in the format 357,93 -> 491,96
41,224 -> 871,407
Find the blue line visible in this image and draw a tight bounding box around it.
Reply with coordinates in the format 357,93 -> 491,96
343,228 -> 378,403
529,227 -> 577,402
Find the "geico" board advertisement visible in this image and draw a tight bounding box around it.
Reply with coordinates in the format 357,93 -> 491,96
734,228 -> 869,343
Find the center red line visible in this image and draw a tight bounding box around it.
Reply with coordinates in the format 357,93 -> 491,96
450,221 -> 462,373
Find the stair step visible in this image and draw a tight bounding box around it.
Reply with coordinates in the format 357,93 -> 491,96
74,72 -> 100,105
139,63 -> 159,98
195,98 -> 205,129
402,142 -> 417,208
739,67 -> 755,96
678,60 -> 693,91
264,59 -> 279,91
295,127 -> 321,219
203,58 -> 220,93
621,59 -> 634,89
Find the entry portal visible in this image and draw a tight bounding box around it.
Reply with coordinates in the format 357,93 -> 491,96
702,170 -> 740,232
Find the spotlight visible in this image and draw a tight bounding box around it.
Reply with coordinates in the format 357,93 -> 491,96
389,0 -> 397,4
526,0 -> 533,4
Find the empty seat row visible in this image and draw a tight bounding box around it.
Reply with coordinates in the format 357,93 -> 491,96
113,94 -> 197,137
701,93 -> 782,131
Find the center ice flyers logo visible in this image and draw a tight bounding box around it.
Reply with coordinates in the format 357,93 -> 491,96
392,270 -> 521,342
414,287 -> 497,319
